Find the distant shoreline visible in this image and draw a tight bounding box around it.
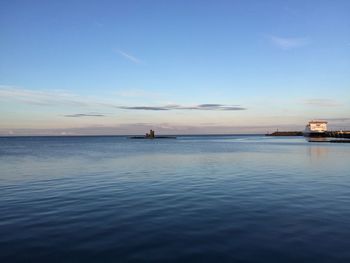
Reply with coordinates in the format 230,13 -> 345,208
0,134 -> 265,138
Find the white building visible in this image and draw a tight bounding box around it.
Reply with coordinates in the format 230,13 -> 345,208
304,120 -> 328,136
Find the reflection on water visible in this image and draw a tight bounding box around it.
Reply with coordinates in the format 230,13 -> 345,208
308,145 -> 330,160
306,137 -> 329,143
0,135 -> 350,262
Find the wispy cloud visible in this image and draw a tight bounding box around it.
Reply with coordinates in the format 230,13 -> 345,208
93,21 -> 103,27
0,86 -> 246,111
115,89 -> 163,99
303,99 -> 341,107
325,117 -> 350,122
268,35 -> 310,50
0,86 -> 90,107
114,49 -> 142,64
119,106 -> 169,111
64,113 -> 105,118
118,104 -> 246,111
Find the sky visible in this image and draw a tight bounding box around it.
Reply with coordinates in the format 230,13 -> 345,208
0,0 -> 349,135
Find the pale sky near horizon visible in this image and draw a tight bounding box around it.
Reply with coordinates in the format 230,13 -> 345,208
0,0 -> 349,135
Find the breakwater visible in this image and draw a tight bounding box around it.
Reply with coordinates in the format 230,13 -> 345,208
266,131 -> 303,136
266,131 -> 350,138
325,131 -> 350,139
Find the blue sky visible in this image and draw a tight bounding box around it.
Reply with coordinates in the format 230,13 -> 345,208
0,0 -> 349,135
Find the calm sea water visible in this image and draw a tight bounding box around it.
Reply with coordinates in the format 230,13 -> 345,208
0,135 -> 350,262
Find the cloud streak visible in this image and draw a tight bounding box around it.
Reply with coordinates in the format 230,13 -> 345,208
64,113 -> 105,117
114,49 -> 142,64
268,35 -> 309,50
117,104 -> 246,111
325,117 -> 350,122
303,99 -> 341,107
115,89 -> 163,100
0,86 -> 246,111
0,86 -> 90,107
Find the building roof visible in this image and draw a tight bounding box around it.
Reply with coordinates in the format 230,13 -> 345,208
309,120 -> 328,124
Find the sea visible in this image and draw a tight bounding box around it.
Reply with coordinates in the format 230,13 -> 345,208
0,135 -> 349,263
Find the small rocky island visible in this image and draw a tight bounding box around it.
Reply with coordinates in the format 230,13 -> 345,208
130,130 -> 176,139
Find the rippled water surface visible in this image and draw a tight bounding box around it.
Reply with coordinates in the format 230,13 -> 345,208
1,135 -> 350,262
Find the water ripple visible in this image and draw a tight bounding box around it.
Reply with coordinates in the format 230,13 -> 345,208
0,136 -> 350,262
